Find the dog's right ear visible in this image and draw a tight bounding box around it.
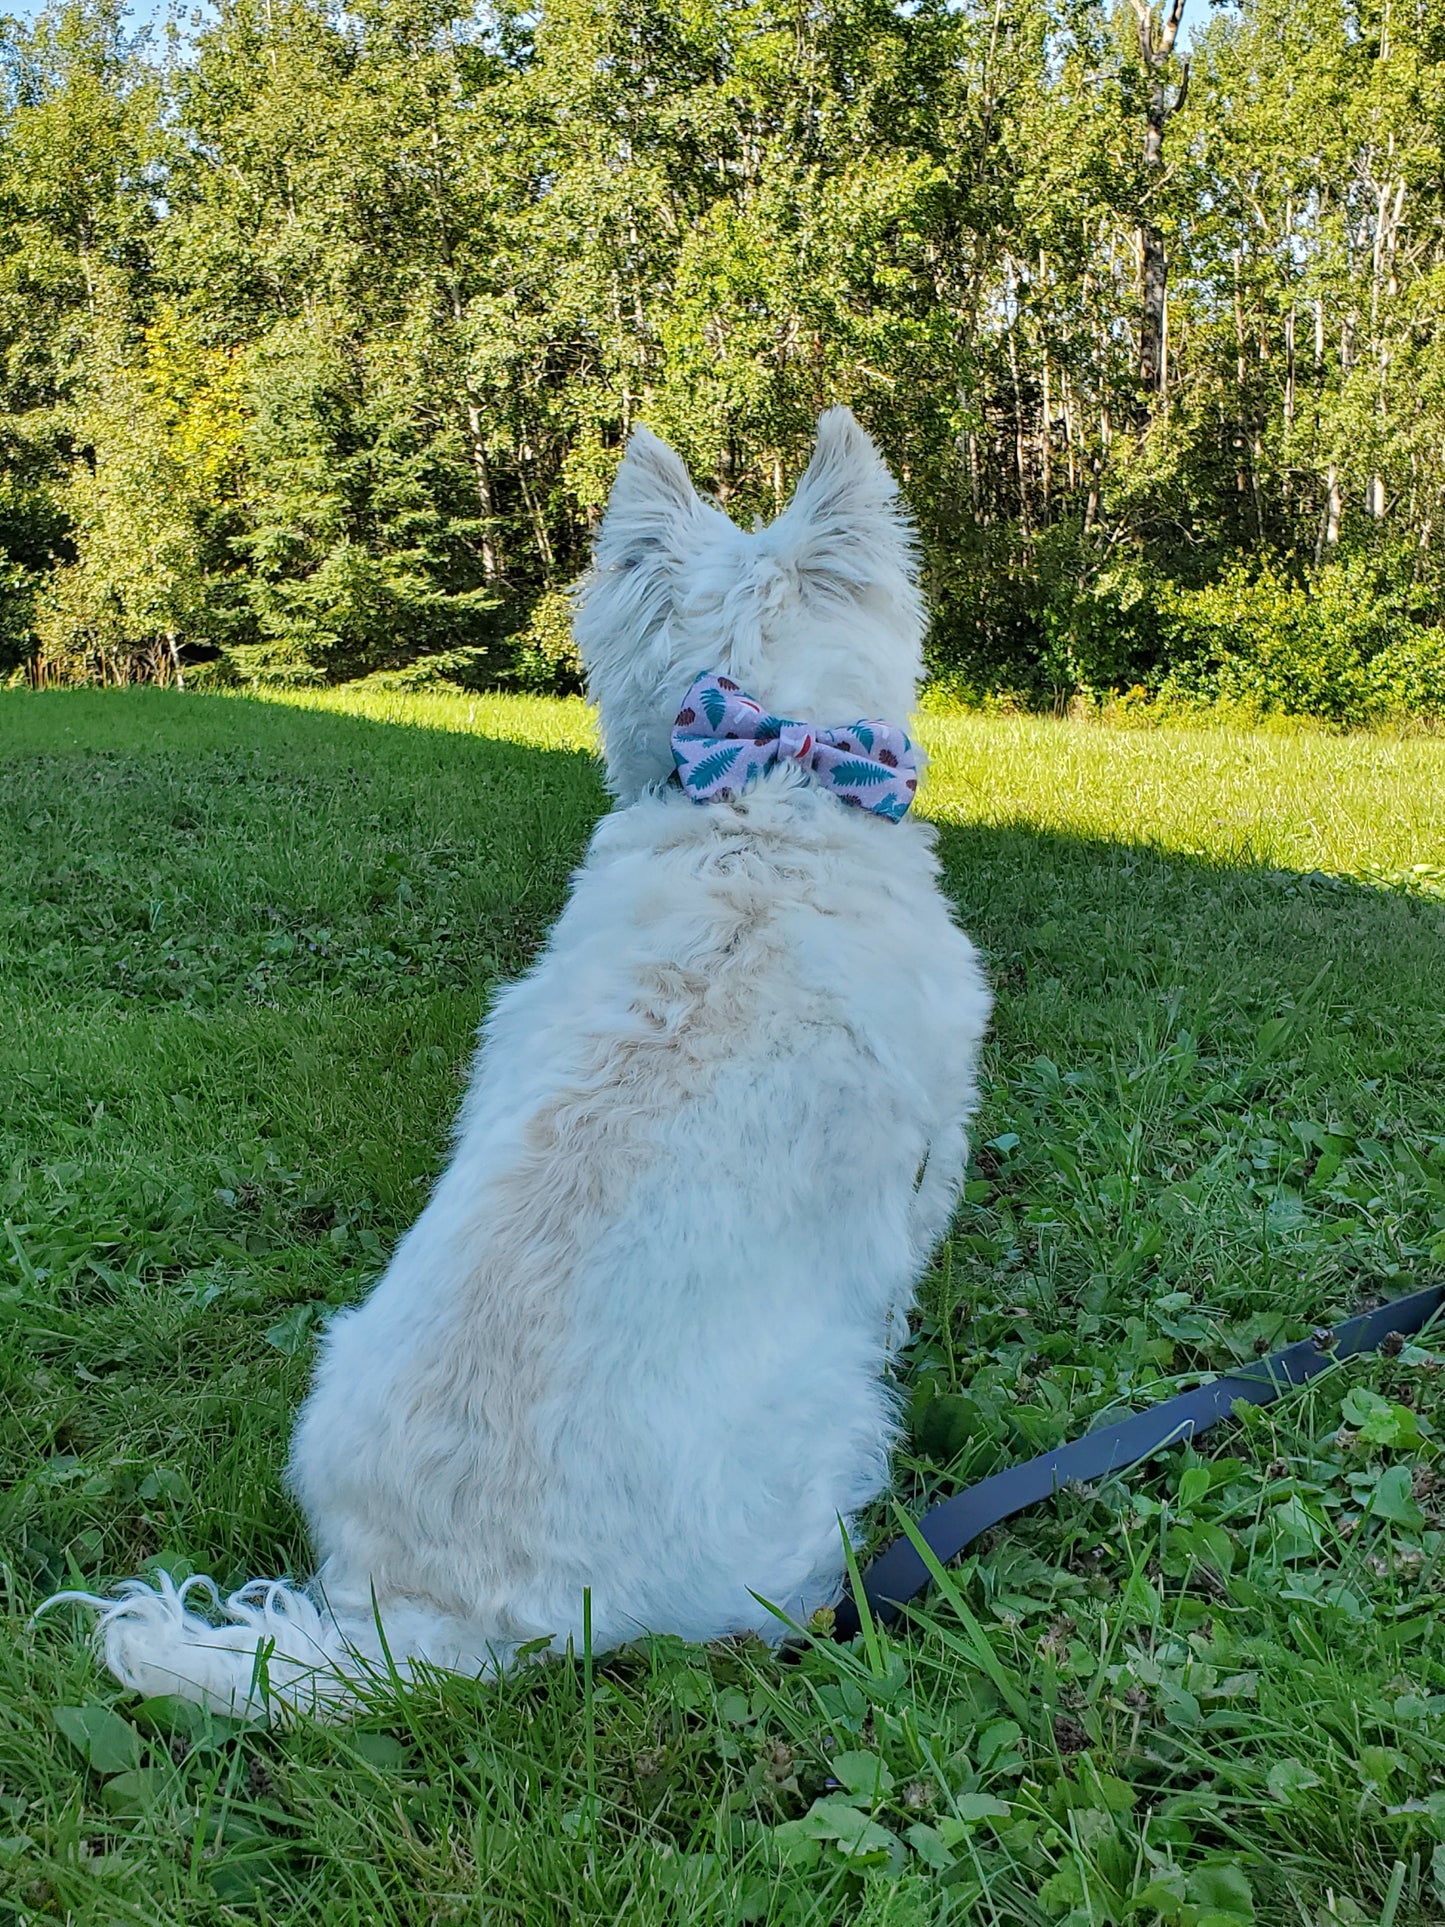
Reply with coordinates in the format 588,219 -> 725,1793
593,426 -> 708,584
762,407 -> 917,609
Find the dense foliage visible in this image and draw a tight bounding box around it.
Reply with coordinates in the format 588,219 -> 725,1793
3,0 -> 1445,719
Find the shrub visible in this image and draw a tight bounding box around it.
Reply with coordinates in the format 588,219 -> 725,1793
354,642 -> 516,693
347,591 -> 584,698
924,524 -> 1167,706
509,589 -> 584,694
1157,557 -> 1439,727
1368,627 -> 1445,720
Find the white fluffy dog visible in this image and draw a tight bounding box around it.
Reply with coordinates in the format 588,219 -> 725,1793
53,408 -> 990,1718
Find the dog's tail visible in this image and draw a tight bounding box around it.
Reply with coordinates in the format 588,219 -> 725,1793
38,1573 -> 387,1724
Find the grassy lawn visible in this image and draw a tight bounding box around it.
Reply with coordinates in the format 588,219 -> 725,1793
2,686 -> 1444,1926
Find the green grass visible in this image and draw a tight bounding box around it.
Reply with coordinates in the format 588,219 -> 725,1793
2,686 -> 1444,1926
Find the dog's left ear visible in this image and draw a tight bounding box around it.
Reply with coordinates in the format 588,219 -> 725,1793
593,425 -> 709,585
573,425 -> 725,797
762,408 -> 917,604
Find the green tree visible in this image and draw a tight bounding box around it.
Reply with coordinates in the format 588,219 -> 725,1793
0,0 -> 160,674
34,289 -> 241,681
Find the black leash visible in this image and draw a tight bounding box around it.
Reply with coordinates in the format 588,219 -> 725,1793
832,1280 -> 1445,1642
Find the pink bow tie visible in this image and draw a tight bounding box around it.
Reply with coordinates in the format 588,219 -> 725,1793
670,673 -> 919,820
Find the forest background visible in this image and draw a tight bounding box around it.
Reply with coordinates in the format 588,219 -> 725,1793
2,0 -> 1444,725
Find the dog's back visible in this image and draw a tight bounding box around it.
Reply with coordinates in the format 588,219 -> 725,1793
295,760 -> 986,1663
55,411 -> 989,1716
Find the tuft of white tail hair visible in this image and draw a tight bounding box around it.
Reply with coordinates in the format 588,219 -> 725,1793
38,1574 -> 366,1724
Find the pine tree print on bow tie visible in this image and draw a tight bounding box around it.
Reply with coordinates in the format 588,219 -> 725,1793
670,673 -> 920,821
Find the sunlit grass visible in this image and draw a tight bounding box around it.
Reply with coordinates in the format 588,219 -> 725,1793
269,682 -> 599,755
267,681 -> 1445,882
921,710 -> 1444,884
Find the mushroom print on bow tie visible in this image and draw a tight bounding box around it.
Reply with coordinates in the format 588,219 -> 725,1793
670,672 -> 920,821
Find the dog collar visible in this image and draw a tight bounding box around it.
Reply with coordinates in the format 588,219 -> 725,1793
670,672 -> 919,821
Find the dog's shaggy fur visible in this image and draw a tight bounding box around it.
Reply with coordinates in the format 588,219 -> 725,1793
53,410 -> 990,1718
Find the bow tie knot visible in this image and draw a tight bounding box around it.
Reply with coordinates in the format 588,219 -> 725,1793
670,673 -> 918,822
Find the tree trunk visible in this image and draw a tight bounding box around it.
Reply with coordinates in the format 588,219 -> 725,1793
1315,465 -> 1342,565
1139,222 -> 1167,397
1038,251 -> 1053,514
465,393 -> 501,581
1061,367 -> 1078,494
1368,175 -> 1405,530
1233,252 -> 1248,497
1004,258 -> 1031,533
518,452 -> 555,582
1283,304 -> 1295,510
1131,0 -> 1189,411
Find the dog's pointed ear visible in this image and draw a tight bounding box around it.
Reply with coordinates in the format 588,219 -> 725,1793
573,425 -> 723,798
764,407 -> 916,604
593,425 -> 707,578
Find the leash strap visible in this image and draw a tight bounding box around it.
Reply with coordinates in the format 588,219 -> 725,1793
832,1281 -> 1445,1642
